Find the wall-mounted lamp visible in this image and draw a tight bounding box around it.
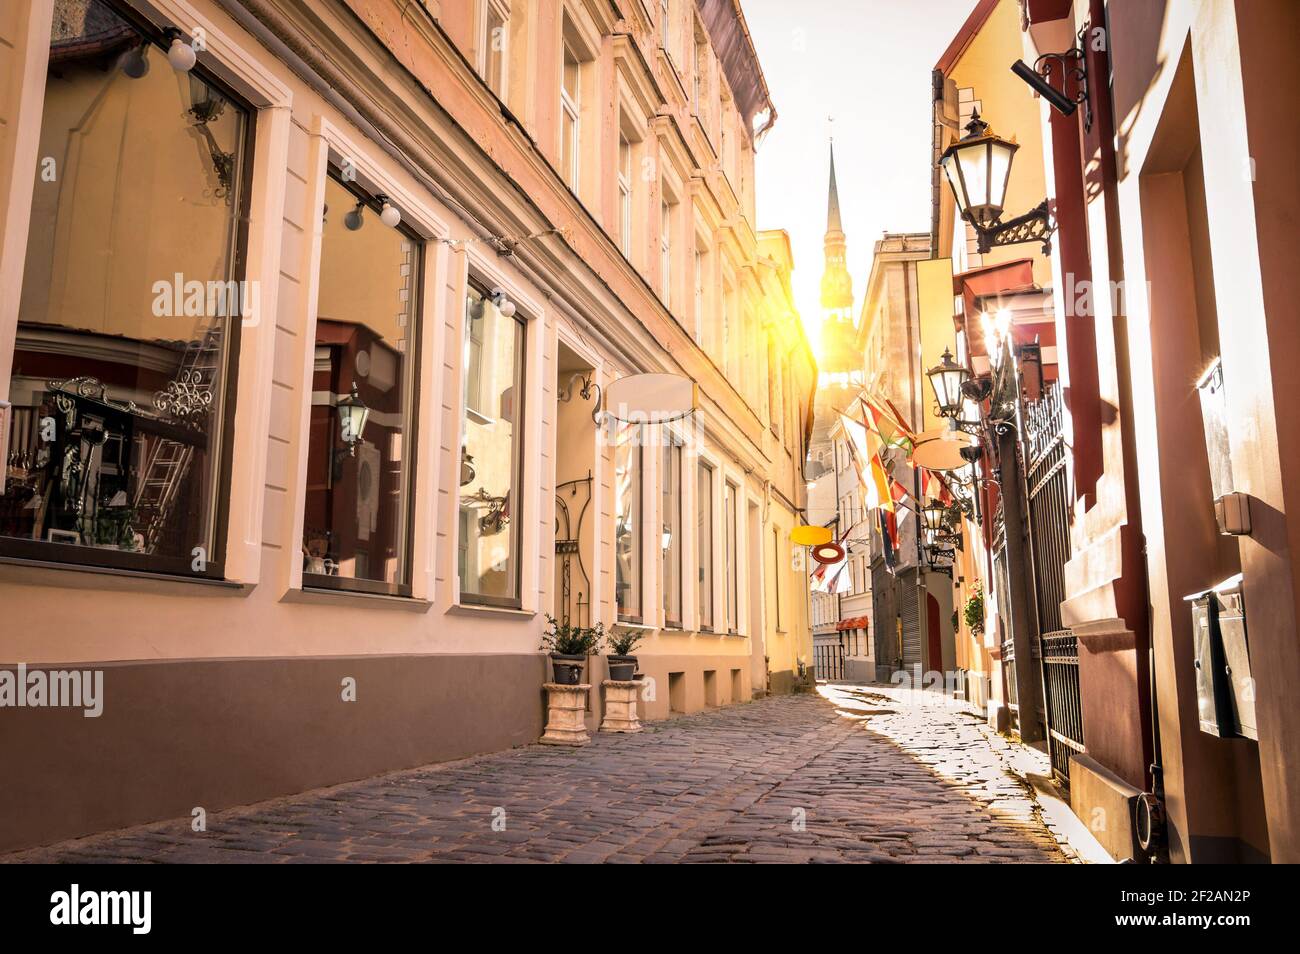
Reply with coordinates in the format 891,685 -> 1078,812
343,195 -> 401,231
377,195 -> 402,228
120,42 -> 150,79
940,111 -> 1055,255
490,287 -> 517,318
337,382 -> 369,456
164,28 -> 197,72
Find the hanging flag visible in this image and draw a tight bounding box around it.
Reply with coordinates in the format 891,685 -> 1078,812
861,394 -> 915,448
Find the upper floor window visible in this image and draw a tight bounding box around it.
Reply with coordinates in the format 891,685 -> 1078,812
692,21 -> 708,116
660,0 -> 672,55
618,133 -> 633,257
560,42 -> 581,191
614,423 -> 642,621
1,0 -> 249,577
693,248 -> 705,343
659,198 -> 673,308
303,173 -> 421,595
478,0 -> 509,98
460,285 -> 525,606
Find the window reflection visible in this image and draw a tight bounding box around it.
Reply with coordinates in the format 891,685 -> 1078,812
1,0 -> 247,573
698,461 -> 714,630
459,286 -> 524,604
302,174 -> 419,590
615,424 -> 642,620
661,436 -> 682,626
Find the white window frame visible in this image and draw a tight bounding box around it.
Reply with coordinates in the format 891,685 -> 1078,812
560,39 -> 581,191
477,0 -> 510,98
618,131 -> 633,256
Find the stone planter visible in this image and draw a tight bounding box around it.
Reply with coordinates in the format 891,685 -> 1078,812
599,679 -> 642,733
540,683 -> 591,746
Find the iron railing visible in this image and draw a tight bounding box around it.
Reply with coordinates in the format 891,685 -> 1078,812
1024,384 -> 1084,785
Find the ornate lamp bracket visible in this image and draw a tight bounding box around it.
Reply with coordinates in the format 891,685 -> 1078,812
1035,36 -> 1092,132
973,200 -> 1056,256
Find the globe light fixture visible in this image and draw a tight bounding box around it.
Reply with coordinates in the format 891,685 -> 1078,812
343,200 -> 365,232
164,29 -> 197,71
378,195 -> 402,228
120,42 -> 150,79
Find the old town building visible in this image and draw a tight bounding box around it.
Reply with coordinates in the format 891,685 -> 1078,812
0,0 -> 813,853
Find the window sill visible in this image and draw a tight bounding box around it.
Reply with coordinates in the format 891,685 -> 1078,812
285,585 -> 432,613
614,619 -> 655,632
447,602 -> 535,620
0,555 -> 248,596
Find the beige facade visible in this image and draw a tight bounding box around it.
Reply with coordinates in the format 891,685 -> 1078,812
0,0 -> 813,852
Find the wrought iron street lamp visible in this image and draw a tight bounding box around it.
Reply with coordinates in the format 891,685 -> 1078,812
921,499 -> 949,538
337,382 -> 369,456
926,348 -> 970,420
940,112 -> 1054,254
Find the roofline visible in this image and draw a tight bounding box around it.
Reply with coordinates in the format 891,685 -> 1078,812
933,0 -> 1000,75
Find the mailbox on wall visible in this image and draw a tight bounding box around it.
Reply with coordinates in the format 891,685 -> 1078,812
1187,574 -> 1257,740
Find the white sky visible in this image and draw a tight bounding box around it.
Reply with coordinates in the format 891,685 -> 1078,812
747,0 -> 978,347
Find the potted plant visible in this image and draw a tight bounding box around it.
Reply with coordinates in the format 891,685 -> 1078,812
540,614 -> 603,685
963,581 -> 986,636
606,627 -> 644,681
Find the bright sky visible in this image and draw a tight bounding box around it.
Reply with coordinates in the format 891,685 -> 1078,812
747,0 -> 978,349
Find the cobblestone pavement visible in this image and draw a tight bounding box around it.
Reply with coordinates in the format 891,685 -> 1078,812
5,686 -> 1076,864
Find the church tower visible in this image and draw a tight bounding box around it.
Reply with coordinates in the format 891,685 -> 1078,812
818,140 -> 857,377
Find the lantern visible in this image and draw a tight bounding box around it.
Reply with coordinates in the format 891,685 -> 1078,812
939,111 -> 1019,228
926,348 -> 970,420
337,382 -> 369,456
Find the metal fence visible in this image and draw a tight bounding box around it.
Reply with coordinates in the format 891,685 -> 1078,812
1024,384 -> 1084,785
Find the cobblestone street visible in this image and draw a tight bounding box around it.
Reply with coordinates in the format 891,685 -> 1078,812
6,687 -> 1077,864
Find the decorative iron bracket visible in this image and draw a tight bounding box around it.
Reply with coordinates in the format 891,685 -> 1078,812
1034,25 -> 1093,133
972,199 -> 1055,255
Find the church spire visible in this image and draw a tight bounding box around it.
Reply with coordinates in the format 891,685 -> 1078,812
819,138 -> 853,317
827,140 -> 843,235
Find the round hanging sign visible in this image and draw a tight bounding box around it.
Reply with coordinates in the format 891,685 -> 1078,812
811,542 -> 845,565
790,525 -> 833,547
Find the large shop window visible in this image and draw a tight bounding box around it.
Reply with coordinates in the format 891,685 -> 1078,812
614,423 -> 642,621
661,436 -> 682,627
301,173 -> 420,595
1,0 -> 249,576
459,285 -> 524,606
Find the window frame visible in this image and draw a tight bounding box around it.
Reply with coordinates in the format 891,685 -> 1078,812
0,10 -> 256,582
661,432 -> 683,629
615,426 -> 644,623
300,168 -> 425,599
477,0 -> 511,98
617,131 -> 633,257
696,458 -> 715,632
560,39 -> 581,191
457,278 -> 528,609
723,480 -> 739,634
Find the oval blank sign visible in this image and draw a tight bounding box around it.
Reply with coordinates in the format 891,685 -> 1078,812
912,434 -> 974,471
604,372 -> 696,424
791,525 -> 833,547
